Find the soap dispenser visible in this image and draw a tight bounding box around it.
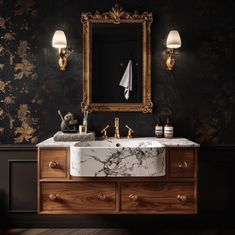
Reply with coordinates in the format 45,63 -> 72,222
164,117 -> 174,138
82,110 -> 88,133
155,117 -> 163,138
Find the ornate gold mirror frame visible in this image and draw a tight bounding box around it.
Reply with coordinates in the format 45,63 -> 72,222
81,4 -> 153,113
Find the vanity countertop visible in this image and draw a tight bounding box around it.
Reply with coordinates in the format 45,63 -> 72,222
36,137 -> 77,147
37,137 -> 199,148
156,138 -> 200,147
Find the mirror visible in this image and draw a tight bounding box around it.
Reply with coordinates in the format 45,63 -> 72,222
81,4 -> 153,113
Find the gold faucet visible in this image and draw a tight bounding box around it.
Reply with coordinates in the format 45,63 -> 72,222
101,125 -> 109,139
114,117 -> 120,139
125,125 -> 134,138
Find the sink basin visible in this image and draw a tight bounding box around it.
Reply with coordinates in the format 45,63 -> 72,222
75,138 -> 164,148
70,138 -> 165,177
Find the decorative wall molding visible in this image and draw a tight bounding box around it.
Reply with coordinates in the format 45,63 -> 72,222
8,159 -> 37,213
0,145 -> 36,151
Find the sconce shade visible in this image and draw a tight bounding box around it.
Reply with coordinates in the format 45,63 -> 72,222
166,30 -> 181,49
52,30 -> 67,48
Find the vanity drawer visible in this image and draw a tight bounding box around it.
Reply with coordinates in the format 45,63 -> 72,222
40,182 -> 116,213
169,148 -> 195,178
121,182 -> 195,213
39,148 -> 68,179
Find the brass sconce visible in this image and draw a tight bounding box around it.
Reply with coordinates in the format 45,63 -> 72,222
165,30 -> 181,70
52,30 -> 68,71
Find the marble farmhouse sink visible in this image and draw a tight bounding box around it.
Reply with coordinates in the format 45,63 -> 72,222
70,138 -> 166,177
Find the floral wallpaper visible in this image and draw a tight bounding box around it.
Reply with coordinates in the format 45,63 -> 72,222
0,0 -> 40,143
0,0 -> 234,145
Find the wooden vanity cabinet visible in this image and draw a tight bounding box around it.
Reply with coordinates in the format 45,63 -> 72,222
39,148 -> 69,179
168,148 -> 196,178
41,182 -> 116,213
120,182 -> 195,213
38,147 -> 198,214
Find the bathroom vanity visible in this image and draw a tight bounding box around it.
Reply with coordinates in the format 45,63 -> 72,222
37,138 -> 199,214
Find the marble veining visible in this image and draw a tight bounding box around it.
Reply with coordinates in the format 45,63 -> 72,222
75,138 -> 164,148
36,137 -> 199,148
156,138 -> 200,147
37,137 -> 199,177
36,137 -> 77,147
70,145 -> 165,177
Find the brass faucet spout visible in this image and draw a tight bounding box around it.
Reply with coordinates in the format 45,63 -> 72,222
114,117 -> 120,139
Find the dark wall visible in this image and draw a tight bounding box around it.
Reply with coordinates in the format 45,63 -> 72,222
0,0 -> 234,144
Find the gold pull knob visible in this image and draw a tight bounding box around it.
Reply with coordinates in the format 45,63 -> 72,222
49,194 -> 57,201
177,194 -> 187,204
97,193 -> 107,201
49,161 -> 58,168
129,193 -> 138,201
178,161 -> 188,169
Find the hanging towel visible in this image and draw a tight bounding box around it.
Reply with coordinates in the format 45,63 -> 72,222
119,60 -> 132,100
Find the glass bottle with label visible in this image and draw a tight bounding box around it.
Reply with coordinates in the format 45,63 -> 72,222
155,117 -> 163,138
164,117 -> 174,138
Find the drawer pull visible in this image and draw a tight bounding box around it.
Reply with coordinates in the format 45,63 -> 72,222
49,161 -> 58,168
97,193 -> 107,201
129,194 -> 138,202
177,194 -> 187,204
178,161 -> 188,169
48,194 -> 57,201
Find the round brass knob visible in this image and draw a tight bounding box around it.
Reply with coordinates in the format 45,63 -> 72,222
49,161 -> 58,168
178,161 -> 188,169
177,194 -> 187,204
97,193 -> 107,201
129,194 -> 138,202
48,194 -> 57,201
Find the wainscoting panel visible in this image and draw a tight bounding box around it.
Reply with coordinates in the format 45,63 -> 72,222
0,145 -> 37,228
8,160 -> 37,212
198,146 -> 235,215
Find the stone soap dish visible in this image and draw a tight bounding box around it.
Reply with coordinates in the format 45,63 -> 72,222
53,131 -> 95,142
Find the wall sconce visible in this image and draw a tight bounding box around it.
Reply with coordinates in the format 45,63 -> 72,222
165,30 -> 181,70
52,30 -> 68,71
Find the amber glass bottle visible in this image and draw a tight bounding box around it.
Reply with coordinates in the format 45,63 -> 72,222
164,117 -> 174,138
155,117 -> 163,138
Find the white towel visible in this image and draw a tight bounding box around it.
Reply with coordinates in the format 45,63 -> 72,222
119,60 -> 132,100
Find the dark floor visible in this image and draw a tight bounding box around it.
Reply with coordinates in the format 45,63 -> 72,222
2,229 -> 235,235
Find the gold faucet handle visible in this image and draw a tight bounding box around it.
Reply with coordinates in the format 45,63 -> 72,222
101,125 -> 109,139
125,125 -> 134,138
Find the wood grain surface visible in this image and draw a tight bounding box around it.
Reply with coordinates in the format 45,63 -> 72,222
41,182 -> 116,212
38,147 -> 197,214
40,148 -> 68,178
121,182 -> 195,213
169,148 -> 195,178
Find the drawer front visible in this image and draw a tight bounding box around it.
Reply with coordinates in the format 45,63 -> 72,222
169,148 -> 195,178
121,183 -> 195,213
40,148 -> 68,178
41,182 -> 116,212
